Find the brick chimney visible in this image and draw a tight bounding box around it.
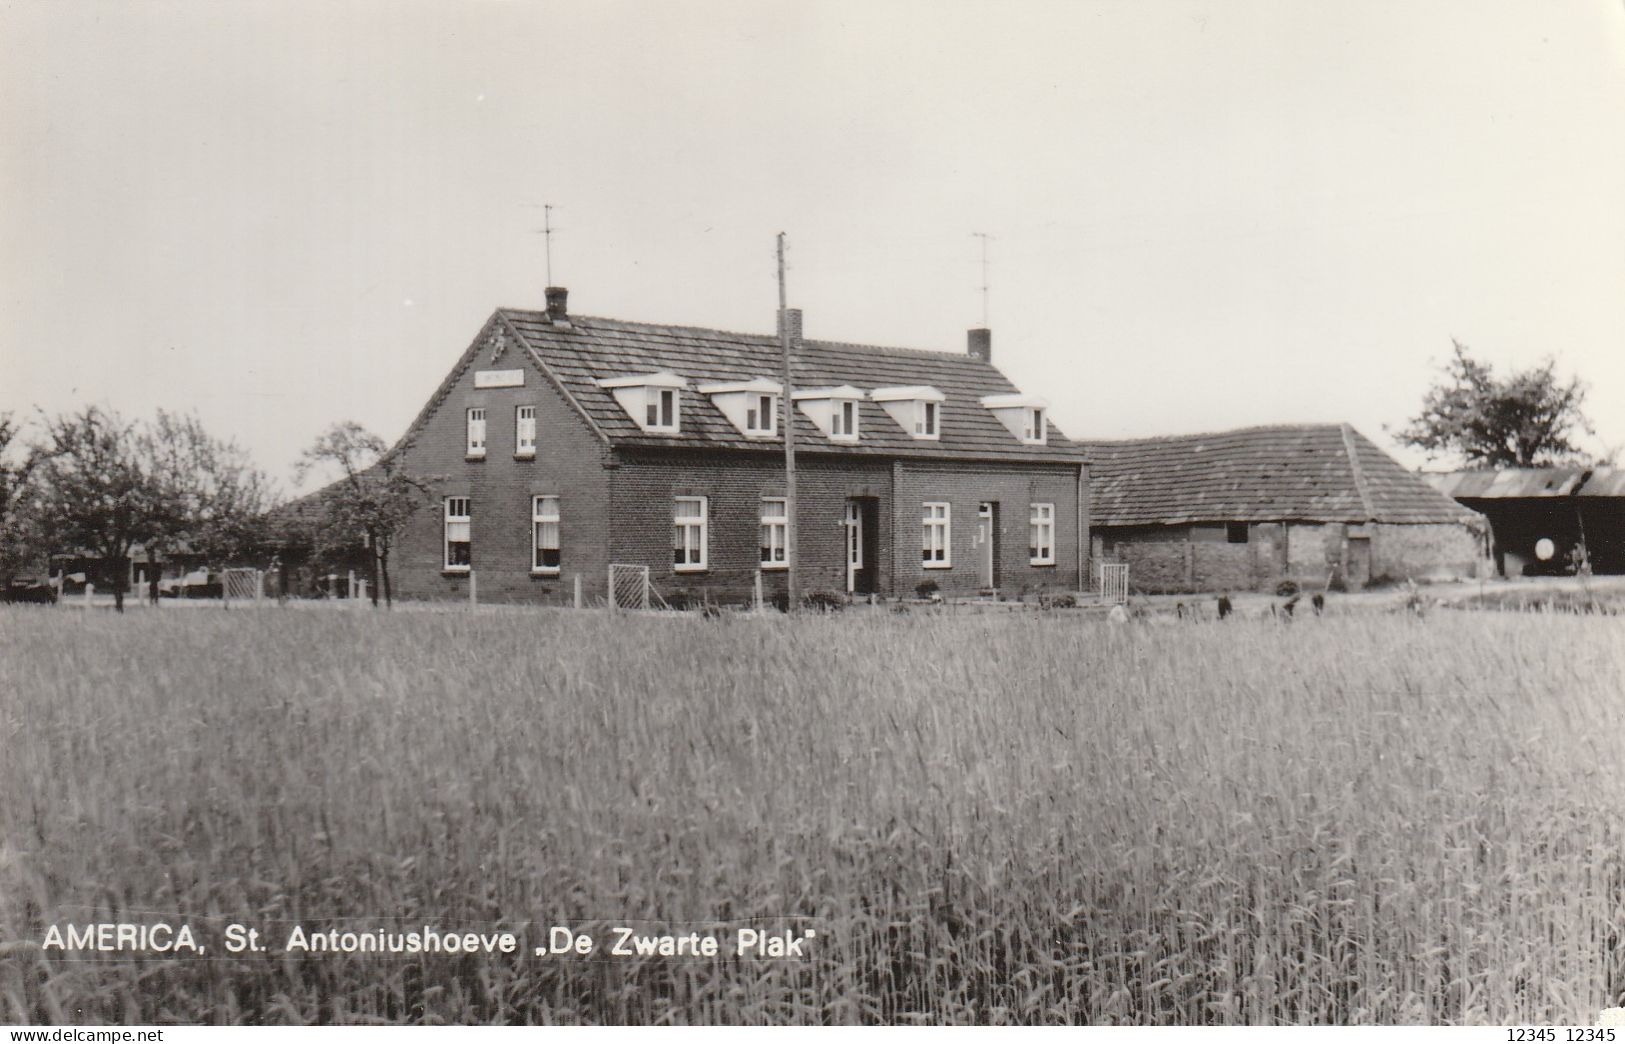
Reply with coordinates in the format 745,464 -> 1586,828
968,327 -> 991,362
545,286 -> 568,321
777,307 -> 802,344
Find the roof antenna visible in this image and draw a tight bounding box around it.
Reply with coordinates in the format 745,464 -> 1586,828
524,203 -> 559,285
972,232 -> 993,326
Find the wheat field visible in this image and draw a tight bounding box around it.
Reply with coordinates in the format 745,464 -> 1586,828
1,604 -> 1622,1025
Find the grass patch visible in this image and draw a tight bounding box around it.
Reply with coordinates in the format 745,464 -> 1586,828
2,607 -> 1622,1024
1446,589 -> 1624,615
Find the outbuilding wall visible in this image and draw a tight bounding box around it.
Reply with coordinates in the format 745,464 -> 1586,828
1097,519 -> 1484,593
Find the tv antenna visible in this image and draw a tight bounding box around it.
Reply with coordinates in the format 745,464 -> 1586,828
972,232 -> 993,326
524,203 -> 559,284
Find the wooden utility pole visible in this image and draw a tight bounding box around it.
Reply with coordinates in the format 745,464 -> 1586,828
778,233 -> 799,611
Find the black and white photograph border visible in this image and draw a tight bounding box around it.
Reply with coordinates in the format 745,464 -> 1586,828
2,0 -> 1624,1031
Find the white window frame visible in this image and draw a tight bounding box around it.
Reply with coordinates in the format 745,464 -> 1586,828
760,497 -> 788,570
1029,502 -> 1055,566
444,496 -> 472,572
832,398 -> 859,440
916,400 -> 938,438
465,408 -> 487,458
646,387 -> 679,432
532,495 -> 560,575
922,501 -> 952,568
1024,408 -> 1047,444
673,496 -> 708,572
744,393 -> 778,437
515,405 -> 537,457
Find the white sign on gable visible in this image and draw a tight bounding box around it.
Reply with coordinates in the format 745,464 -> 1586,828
474,369 -> 525,389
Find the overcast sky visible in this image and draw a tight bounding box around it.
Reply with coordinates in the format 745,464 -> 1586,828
3,0 -> 1622,494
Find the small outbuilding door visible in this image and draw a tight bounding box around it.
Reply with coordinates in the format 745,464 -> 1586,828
1346,534 -> 1371,588
844,498 -> 878,595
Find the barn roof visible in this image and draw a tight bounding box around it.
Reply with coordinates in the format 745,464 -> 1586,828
495,309 -> 1082,464
1083,424 -> 1481,527
1425,466 -> 1625,500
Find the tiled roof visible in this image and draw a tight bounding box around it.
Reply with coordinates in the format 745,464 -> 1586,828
1426,466 -> 1625,499
499,310 -> 1081,464
1083,424 -> 1481,527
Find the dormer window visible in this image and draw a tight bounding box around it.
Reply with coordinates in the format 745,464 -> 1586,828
980,393 -> 1050,445
871,386 -> 946,442
792,385 -> 864,443
596,372 -> 686,434
697,378 -> 782,439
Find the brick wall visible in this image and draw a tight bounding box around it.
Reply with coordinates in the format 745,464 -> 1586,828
386,318 -> 1086,606
604,453 -> 1080,603
1285,523 -> 1339,578
1190,542 -> 1254,592
1374,522 -> 1486,581
391,319 -> 614,605
890,461 -> 1081,599
609,449 -> 893,604
1099,527 -> 1269,593
1105,537 -> 1190,593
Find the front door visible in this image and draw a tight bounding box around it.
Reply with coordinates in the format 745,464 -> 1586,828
844,501 -> 862,594
976,502 -> 999,590
844,498 -> 878,595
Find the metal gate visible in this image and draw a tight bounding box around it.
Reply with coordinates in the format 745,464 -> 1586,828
608,564 -> 651,611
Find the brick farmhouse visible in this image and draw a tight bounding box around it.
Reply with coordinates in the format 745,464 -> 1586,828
1083,424 -> 1488,593
381,289 -> 1088,605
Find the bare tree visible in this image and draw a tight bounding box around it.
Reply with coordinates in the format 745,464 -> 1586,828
296,422 -> 431,608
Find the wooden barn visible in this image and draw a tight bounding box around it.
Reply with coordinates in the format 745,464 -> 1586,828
380,289 -> 1088,605
1083,424 -> 1488,593
1426,466 -> 1625,576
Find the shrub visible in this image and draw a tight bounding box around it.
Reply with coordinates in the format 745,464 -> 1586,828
915,579 -> 940,600
802,590 -> 845,613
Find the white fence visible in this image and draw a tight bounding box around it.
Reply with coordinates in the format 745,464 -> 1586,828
1097,562 -> 1129,605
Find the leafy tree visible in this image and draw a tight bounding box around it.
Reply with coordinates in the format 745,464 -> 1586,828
0,412 -> 43,587
1395,340 -> 1595,468
29,407 -> 165,611
28,407 -> 277,610
139,410 -> 279,604
295,422 -> 432,608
